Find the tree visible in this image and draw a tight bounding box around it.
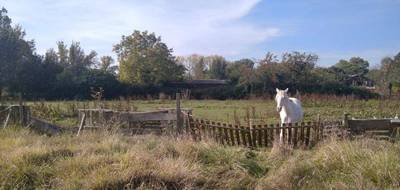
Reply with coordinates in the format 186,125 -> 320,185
206,55 -> 228,79
179,54 -> 207,80
333,57 -> 369,76
378,52 -> 400,95
114,30 -> 185,85
281,51 -> 318,87
0,7 -> 36,97
99,56 -> 117,75
225,58 -> 256,96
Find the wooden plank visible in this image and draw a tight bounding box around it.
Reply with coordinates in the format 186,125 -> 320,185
269,124 -> 274,145
205,120 -> 211,139
313,121 -> 319,143
247,126 -> 253,148
348,119 -> 391,131
2,110 -> 11,129
235,125 -> 241,146
217,122 -> 224,145
300,122 -> 305,146
211,121 -> 217,142
263,125 -> 269,147
251,125 -> 257,148
76,113 -> 86,136
192,118 -> 198,141
305,122 -> 311,147
199,119 -> 205,139
275,123 -> 280,140
119,112 -> 176,122
228,124 -> 235,146
240,126 -> 247,147
222,123 -> 229,145
29,117 -> 62,136
257,125 -> 263,147
293,123 -> 298,148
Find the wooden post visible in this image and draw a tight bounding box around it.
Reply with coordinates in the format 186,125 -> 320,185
269,124 -> 274,146
343,113 -> 349,128
300,122 -> 305,146
235,125 -> 241,146
240,126 -> 247,147
288,123 -> 292,144
257,125 -> 262,147
263,125 -> 268,147
305,122 -> 311,147
293,123 -> 298,148
2,110 -> 11,129
228,124 -> 235,146
77,113 -> 86,136
176,93 -> 183,134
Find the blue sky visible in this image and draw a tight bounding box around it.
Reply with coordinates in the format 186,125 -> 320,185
1,0 -> 399,66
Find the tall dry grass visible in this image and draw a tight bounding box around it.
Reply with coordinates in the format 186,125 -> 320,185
0,127 -> 399,190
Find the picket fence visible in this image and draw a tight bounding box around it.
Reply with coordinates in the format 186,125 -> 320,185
185,115 -> 344,148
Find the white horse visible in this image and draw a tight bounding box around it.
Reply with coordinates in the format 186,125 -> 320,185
275,88 -> 303,142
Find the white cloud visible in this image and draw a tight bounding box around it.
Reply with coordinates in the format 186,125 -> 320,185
2,0 -> 280,58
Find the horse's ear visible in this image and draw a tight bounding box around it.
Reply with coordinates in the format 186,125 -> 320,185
284,88 -> 289,93
276,88 -> 279,93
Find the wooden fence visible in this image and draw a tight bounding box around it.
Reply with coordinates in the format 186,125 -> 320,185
76,108 -> 192,136
0,105 -> 30,128
186,116 -> 329,148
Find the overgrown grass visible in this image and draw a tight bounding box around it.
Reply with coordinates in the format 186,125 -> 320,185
1,127 -> 399,189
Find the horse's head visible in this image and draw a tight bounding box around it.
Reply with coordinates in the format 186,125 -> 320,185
275,88 -> 289,112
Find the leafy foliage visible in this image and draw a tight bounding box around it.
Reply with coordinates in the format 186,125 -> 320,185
114,30 -> 185,85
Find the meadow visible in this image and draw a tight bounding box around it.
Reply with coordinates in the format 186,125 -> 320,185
1,127 -> 400,189
27,96 -> 400,127
1,97 -> 400,189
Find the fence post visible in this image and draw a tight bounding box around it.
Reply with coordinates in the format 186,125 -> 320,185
176,93 -> 183,135
343,113 -> 349,128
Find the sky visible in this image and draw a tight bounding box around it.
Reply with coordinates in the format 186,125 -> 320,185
1,0 -> 400,67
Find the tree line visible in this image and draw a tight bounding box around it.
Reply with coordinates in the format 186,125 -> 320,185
1,8 -> 399,100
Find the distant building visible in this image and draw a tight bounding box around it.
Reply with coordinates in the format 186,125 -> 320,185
346,73 -> 375,88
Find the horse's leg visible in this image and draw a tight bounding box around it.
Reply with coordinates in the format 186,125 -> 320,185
280,118 -> 285,143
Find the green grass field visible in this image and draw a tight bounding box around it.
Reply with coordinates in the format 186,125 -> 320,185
28,98 -> 400,127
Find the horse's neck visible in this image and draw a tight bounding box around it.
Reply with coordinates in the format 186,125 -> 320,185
282,99 -> 294,115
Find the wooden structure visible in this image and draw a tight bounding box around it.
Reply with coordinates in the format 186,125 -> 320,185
28,117 -> 62,136
0,105 -> 30,128
76,108 -> 192,136
186,116 -> 328,148
344,114 -> 400,140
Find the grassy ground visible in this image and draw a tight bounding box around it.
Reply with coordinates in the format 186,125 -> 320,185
1,127 -> 400,190
26,98 -> 400,127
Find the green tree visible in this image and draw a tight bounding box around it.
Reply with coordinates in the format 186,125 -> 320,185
333,57 -> 369,76
206,55 -> 228,79
0,7 -> 36,97
379,53 -> 400,95
114,30 -> 185,85
99,56 -> 117,75
281,51 -> 318,87
225,58 -> 256,95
